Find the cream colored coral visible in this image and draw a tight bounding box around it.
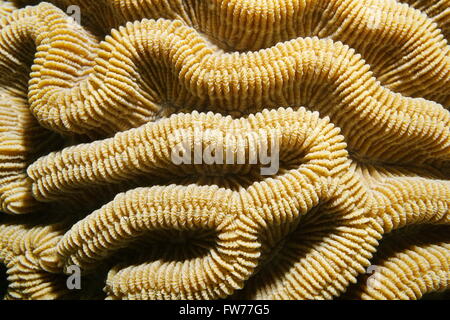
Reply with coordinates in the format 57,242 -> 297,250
51,107 -> 379,299
0,3 -> 448,149
2,2 -> 450,215
233,153 -> 450,299
0,1 -> 15,18
370,178 -> 450,233
20,0 -> 450,106
28,108 -> 342,200
0,215 -> 68,299
400,0 -> 450,40
0,89 -> 63,214
4,255 -> 69,300
0,214 -> 108,299
345,226 -> 450,300
0,0 -> 449,301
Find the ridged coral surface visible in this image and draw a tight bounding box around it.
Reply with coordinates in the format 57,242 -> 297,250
0,0 -> 449,300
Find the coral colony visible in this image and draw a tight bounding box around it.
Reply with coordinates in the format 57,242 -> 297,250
0,0 -> 449,300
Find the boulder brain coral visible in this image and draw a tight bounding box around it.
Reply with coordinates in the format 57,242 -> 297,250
0,0 -> 449,300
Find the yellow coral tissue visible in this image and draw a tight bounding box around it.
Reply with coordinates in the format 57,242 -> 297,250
0,0 -> 449,301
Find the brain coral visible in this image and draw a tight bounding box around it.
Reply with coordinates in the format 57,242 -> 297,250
0,0 -> 449,300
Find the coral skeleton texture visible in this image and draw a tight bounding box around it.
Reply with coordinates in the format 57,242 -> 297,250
0,0 -> 449,300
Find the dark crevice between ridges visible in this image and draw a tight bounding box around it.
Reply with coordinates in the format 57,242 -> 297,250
420,289 -> 450,300
0,262 -> 7,299
0,212 -> 6,299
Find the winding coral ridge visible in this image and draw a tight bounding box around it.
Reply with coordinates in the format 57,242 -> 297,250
0,0 -> 449,300
400,0 -> 450,40
0,1 -> 16,18
0,214 -> 108,299
14,0 -> 450,106
344,226 -> 450,299
0,215 -> 67,299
